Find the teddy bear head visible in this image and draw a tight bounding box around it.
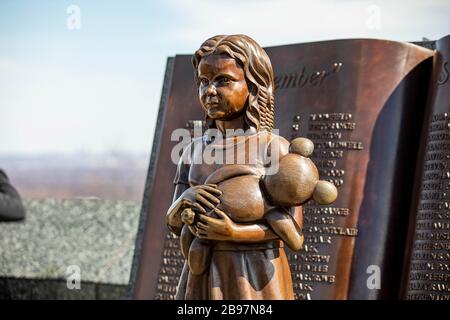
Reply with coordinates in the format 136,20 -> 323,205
262,137 -> 338,207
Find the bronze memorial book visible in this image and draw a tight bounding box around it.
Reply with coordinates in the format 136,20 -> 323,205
130,35 -> 450,300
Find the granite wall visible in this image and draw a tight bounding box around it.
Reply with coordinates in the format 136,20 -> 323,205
0,198 -> 140,299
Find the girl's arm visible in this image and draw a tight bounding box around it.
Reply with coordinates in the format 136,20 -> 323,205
195,207 -> 279,242
166,183 -> 223,235
166,184 -> 189,236
195,207 -> 303,251
264,207 -> 304,251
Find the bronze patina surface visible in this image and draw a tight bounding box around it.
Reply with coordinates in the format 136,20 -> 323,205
402,35 -> 450,301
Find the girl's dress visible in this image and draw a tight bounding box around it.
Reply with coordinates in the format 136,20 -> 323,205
173,130 -> 295,300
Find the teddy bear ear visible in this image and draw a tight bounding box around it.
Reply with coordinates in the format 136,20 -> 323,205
313,180 -> 338,205
289,137 -> 314,157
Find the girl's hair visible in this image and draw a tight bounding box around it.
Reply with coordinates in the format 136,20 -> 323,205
192,34 -> 275,132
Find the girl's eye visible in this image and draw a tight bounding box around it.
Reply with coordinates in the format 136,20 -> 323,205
200,78 -> 209,86
219,77 -> 231,84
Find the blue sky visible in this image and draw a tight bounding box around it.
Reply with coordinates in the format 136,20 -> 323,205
0,0 -> 449,155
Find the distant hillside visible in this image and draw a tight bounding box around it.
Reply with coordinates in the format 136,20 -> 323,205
0,152 -> 149,201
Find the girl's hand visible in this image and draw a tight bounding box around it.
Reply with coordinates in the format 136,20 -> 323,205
181,208 -> 195,225
180,184 -> 222,214
166,184 -> 221,234
194,208 -> 236,241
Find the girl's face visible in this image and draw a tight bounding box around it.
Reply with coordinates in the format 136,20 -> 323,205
197,53 -> 249,120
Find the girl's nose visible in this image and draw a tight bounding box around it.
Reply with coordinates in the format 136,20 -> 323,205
206,84 -> 217,95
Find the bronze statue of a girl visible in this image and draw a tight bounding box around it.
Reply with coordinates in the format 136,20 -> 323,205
166,34 -> 337,300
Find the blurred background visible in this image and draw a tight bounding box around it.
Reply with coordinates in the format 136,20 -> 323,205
1,0 -> 449,201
